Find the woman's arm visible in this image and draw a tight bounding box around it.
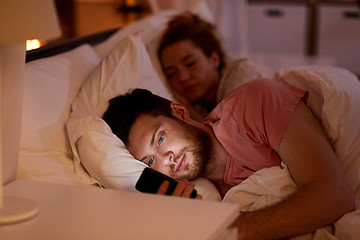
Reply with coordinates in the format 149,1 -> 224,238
232,101 -> 355,240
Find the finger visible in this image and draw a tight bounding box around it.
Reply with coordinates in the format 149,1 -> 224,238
182,181 -> 196,198
172,179 -> 188,197
183,182 -> 202,200
157,180 -> 169,195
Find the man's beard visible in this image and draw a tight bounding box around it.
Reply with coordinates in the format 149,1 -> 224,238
173,119 -> 212,181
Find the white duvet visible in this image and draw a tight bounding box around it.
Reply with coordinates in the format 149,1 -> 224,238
215,64 -> 360,239
222,164 -> 360,240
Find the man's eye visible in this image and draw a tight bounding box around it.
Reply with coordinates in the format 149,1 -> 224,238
158,135 -> 164,145
148,157 -> 154,167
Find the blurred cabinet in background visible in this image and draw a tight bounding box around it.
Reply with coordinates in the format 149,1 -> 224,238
246,0 -> 360,76
248,3 -> 307,56
318,3 -> 360,75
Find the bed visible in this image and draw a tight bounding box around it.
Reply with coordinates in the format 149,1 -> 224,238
21,5 -> 360,240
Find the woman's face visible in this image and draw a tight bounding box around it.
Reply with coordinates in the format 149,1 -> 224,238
160,40 -> 220,104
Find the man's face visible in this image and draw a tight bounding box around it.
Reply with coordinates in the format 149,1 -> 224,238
128,114 -> 211,180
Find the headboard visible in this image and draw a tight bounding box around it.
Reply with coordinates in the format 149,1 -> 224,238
25,28 -> 118,62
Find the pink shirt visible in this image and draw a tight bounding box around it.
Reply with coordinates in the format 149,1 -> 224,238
204,78 -> 308,195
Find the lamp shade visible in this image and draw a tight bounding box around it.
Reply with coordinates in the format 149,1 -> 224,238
0,0 -> 61,44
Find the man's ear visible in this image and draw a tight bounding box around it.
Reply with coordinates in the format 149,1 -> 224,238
170,103 -> 190,122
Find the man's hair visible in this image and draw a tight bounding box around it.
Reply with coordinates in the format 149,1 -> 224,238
157,12 -> 226,73
102,88 -> 174,146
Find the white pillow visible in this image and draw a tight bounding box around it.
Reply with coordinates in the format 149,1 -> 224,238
66,34 -> 172,188
94,2 -> 214,58
76,116 -> 147,190
279,65 -> 360,199
22,44 -> 100,155
94,4 -> 215,88
20,44 -> 101,183
94,10 -> 179,58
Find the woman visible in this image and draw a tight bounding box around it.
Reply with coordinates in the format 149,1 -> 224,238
157,12 -> 273,120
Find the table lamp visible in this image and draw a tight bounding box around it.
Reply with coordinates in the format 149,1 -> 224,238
0,0 -> 61,224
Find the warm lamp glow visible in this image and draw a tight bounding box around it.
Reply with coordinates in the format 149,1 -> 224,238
126,0 -> 136,7
26,39 -> 42,51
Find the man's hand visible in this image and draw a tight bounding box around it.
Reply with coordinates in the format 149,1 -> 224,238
157,179 -> 202,199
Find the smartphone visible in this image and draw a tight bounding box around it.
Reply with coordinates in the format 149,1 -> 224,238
135,167 -> 197,198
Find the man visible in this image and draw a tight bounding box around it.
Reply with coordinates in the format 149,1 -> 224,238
103,78 -> 354,239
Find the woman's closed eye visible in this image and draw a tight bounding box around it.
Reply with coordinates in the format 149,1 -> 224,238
185,60 -> 196,68
164,69 -> 177,80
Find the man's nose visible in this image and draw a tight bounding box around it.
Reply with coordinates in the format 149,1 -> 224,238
157,151 -> 174,166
